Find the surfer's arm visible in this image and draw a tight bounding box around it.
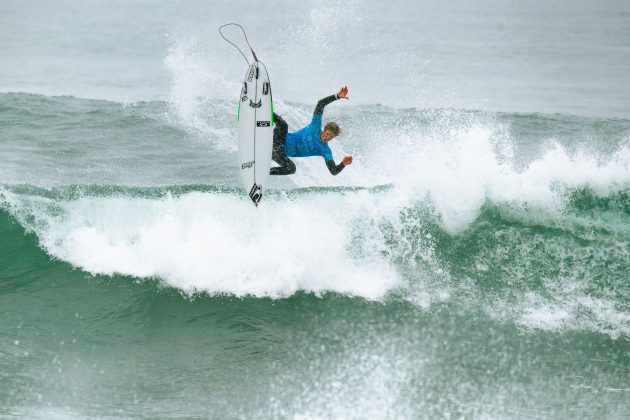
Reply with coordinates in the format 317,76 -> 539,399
313,87 -> 348,118
314,95 -> 338,115
325,160 -> 345,175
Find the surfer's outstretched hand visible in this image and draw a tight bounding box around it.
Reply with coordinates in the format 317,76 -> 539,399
342,156 -> 353,166
337,86 -> 349,99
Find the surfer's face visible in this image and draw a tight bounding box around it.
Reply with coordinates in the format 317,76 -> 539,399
320,129 -> 336,142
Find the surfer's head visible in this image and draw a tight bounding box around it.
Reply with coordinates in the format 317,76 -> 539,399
321,122 -> 341,142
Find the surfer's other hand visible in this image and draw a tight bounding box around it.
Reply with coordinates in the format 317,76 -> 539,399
337,86 -> 349,100
342,156 -> 353,165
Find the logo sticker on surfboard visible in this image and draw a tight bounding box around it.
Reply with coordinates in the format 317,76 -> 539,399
249,183 -> 262,204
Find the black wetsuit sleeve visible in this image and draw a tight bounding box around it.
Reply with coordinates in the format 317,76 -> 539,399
325,160 -> 345,176
314,94 -> 338,115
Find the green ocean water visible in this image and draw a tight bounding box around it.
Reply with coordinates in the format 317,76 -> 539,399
1,188 -> 629,418
2,0 -> 630,417
1,91 -> 630,417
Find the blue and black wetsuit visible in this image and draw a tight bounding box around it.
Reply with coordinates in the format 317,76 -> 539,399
270,94 -> 346,176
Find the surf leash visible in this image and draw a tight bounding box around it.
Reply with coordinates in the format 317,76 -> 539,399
218,23 -> 259,64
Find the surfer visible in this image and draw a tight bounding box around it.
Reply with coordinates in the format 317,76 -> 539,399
270,86 -> 353,176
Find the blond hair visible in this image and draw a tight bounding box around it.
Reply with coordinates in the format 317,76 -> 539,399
324,121 -> 341,136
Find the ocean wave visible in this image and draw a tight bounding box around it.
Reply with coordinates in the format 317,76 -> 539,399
2,91 -> 629,337
1,180 -> 628,338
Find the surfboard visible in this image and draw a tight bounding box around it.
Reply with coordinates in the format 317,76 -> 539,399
237,61 -> 273,206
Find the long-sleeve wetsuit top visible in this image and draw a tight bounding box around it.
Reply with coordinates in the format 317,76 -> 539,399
284,94 -> 346,175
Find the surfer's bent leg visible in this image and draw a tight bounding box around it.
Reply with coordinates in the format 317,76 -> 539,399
270,114 -> 296,176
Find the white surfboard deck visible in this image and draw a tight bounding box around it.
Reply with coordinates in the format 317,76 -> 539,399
237,62 -> 273,206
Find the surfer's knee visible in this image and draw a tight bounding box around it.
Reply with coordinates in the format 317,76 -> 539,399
274,113 -> 287,128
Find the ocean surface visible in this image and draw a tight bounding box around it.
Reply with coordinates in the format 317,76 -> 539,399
1,0 -> 629,418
